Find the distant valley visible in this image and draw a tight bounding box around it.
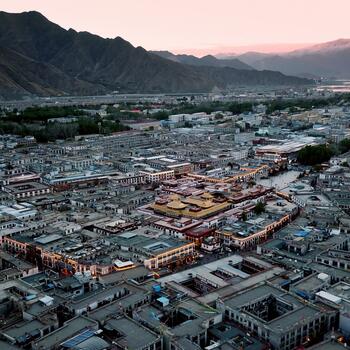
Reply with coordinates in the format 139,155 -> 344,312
219,39 -> 350,79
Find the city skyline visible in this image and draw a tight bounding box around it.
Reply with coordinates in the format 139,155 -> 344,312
1,0 -> 350,55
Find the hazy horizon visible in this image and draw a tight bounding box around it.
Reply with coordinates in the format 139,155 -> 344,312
172,43 -> 315,57
1,0 -> 350,56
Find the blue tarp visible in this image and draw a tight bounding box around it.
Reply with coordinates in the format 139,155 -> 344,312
152,284 -> 161,293
295,289 -> 310,300
294,230 -> 309,237
157,296 -> 169,306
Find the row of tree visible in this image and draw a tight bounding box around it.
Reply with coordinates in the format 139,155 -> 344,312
0,117 -> 130,143
5,106 -> 84,122
265,93 -> 350,114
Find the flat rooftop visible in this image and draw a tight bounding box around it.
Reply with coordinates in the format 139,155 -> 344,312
326,282 -> 350,302
32,316 -> 97,349
159,255 -> 251,288
293,274 -> 327,292
4,181 -> 50,194
106,316 -> 159,349
2,320 -> 46,340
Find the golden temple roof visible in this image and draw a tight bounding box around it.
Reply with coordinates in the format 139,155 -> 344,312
167,200 -> 188,210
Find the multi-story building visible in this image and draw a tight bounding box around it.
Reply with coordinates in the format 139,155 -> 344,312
2,182 -> 51,199
140,169 -> 175,183
222,283 -> 337,350
106,231 -> 196,270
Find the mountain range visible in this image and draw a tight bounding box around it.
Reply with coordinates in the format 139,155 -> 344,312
223,39 -> 350,79
0,11 -> 311,100
151,51 -> 253,70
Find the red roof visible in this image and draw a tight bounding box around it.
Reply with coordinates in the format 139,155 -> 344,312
185,227 -> 215,238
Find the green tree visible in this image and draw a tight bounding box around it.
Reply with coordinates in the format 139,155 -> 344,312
297,144 -> 335,165
78,117 -> 99,135
228,102 -> 253,114
254,202 -> 266,214
152,111 -> 169,120
338,139 -> 350,154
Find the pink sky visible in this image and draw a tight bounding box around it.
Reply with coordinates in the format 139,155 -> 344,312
1,0 -> 350,55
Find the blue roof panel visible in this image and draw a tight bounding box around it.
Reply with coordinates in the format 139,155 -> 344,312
61,328 -> 95,348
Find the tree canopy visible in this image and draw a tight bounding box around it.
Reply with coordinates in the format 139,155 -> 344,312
297,144 -> 334,165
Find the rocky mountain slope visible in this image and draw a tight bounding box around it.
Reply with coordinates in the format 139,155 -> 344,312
0,11 -> 312,99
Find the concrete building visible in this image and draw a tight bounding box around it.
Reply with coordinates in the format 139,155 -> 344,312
222,283 -> 337,350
